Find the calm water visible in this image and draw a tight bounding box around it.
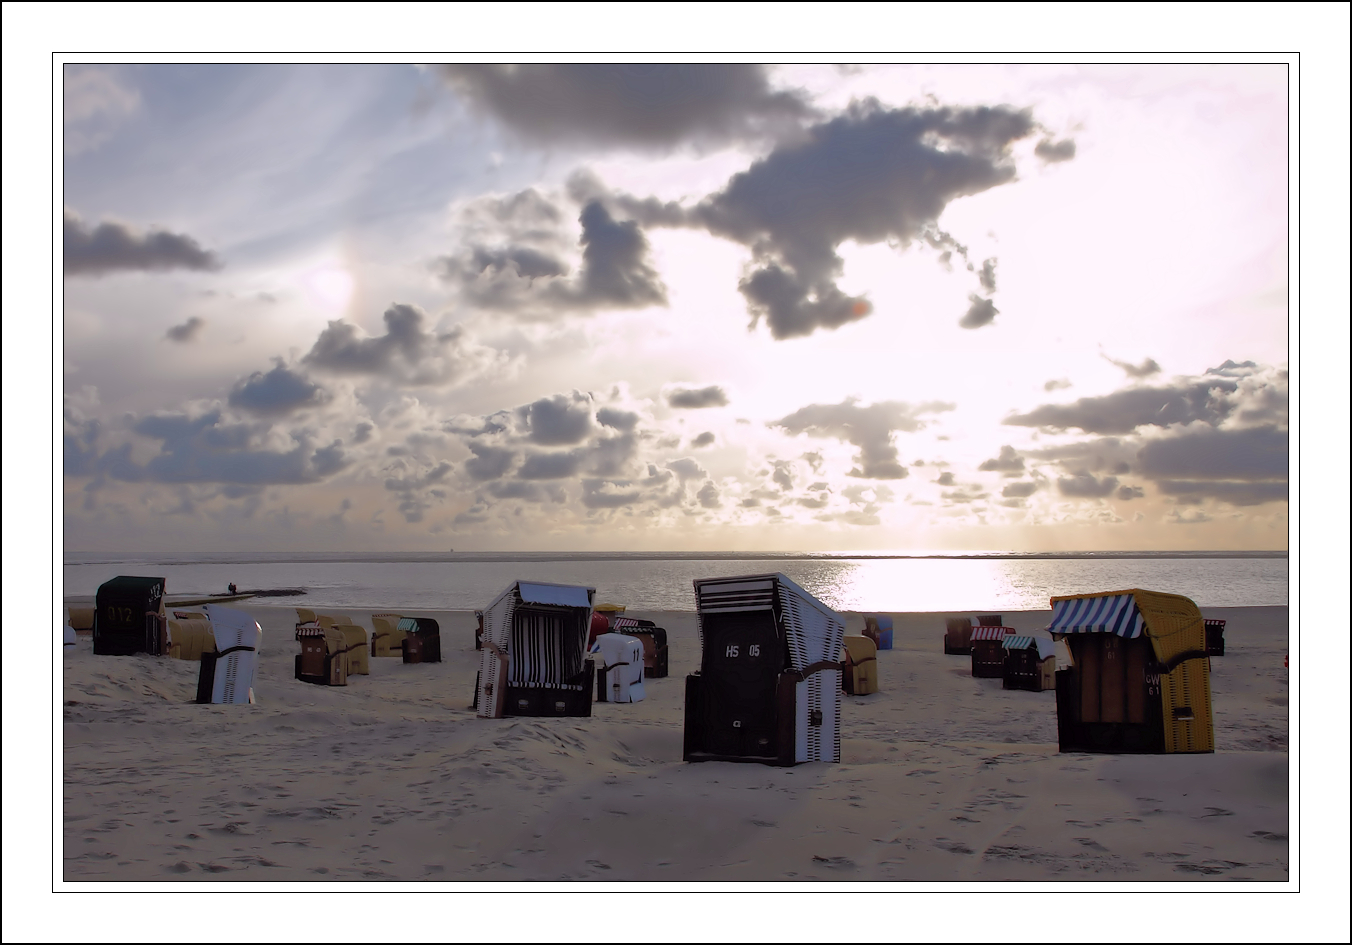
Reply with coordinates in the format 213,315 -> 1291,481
62,551 -> 1287,613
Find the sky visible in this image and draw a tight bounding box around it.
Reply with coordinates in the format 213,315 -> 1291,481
54,62 -> 1299,552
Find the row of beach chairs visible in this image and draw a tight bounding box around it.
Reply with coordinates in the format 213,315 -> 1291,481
293,609 -> 442,687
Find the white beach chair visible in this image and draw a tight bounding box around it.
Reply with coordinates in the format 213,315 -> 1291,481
592,632 -> 646,703
195,604 -> 263,704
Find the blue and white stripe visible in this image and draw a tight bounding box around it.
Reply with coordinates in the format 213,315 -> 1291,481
1046,593 -> 1144,638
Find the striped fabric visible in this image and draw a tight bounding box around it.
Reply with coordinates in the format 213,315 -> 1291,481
694,577 -> 776,614
971,626 -> 1014,642
509,610 -> 583,687
1046,594 -> 1144,638
1003,635 -> 1057,659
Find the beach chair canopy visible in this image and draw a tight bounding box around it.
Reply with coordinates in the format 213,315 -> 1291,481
1003,635 -> 1057,660
1046,589 -> 1207,667
970,625 -> 1014,642
1046,593 -> 1145,639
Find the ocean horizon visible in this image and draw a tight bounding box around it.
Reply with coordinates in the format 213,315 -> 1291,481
62,549 -> 1289,614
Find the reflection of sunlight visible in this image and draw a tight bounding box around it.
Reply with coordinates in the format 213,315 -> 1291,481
301,265 -> 354,314
815,559 -> 1012,613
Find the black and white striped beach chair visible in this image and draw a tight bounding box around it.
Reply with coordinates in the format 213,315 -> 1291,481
475,581 -> 595,718
684,573 -> 846,766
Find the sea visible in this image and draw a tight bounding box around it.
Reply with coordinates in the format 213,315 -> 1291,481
61,551 -> 1288,614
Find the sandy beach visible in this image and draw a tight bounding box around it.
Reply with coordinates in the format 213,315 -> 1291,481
60,602 -> 1289,884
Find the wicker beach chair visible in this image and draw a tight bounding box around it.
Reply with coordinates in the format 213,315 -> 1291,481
475,582 -> 595,719
166,611 -> 217,661
841,634 -> 880,695
1001,635 -> 1057,691
370,613 -> 406,657
94,575 -> 167,656
294,622 -> 348,686
684,573 -> 846,766
592,632 -> 646,703
195,605 -> 262,704
610,616 -> 670,678
1047,589 -> 1214,754
400,617 -> 442,664
970,625 -> 1015,677
944,616 -> 975,655
863,614 -> 893,650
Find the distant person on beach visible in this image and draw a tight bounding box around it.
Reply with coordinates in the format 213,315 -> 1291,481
228,583 -> 237,595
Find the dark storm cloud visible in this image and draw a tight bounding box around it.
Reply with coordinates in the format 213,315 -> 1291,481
772,399 -> 953,479
1104,354 -> 1162,378
1001,481 -> 1039,498
303,303 -> 490,385
227,363 -> 325,416
1154,480 -> 1288,506
597,407 -> 640,432
1135,426 -> 1287,481
978,258 -> 997,293
1005,379 -> 1238,434
691,431 -> 716,448
64,208 -> 221,277
667,386 -> 728,409
445,200 -> 666,314
165,316 -> 206,343
1057,473 -> 1120,498
978,445 -> 1025,474
436,64 -> 813,147
1034,138 -> 1077,163
518,392 -> 593,445
691,100 -> 1037,337
960,294 -> 999,329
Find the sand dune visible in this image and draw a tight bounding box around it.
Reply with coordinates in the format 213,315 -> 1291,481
61,605 -> 1288,883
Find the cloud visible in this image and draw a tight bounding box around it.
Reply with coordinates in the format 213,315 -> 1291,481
666,458 -> 707,481
1002,481 -> 1039,498
518,392 -> 594,445
772,399 -> 953,479
692,100 -> 1037,337
696,480 -> 721,509
1136,425 -> 1286,481
1116,485 -> 1145,500
581,479 -> 643,509
73,410 -> 350,486
934,471 -> 956,486
304,303 -> 502,385
978,258 -> 997,293
1104,354 -> 1162,378
1154,480 -> 1287,506
436,64 -> 813,148
384,462 -> 453,522
517,450 -> 585,480
443,198 -> 666,315
1057,472 -> 1120,498
165,317 -> 206,343
1044,378 -> 1072,391
463,442 -> 516,481
1034,138 -> 1077,163
978,445 -> 1025,474
228,363 -> 325,416
64,208 -> 220,277
1005,379 -> 1238,434
353,422 -> 374,444
771,460 -> 795,491
64,66 -> 139,155
959,294 -> 999,329
691,431 -> 716,448
667,386 -> 728,409
597,407 -> 640,432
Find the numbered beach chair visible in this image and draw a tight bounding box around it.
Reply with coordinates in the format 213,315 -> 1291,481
194,605 -> 262,704
94,575 -> 167,656
1204,618 -> 1226,656
1001,635 -> 1057,691
611,616 -> 670,678
970,625 -> 1015,677
841,635 -> 880,695
863,614 -> 893,650
1048,588 -> 1214,754
370,614 -> 406,657
475,581 -> 595,719
593,632 -> 646,703
684,573 -> 846,766
400,617 -> 442,664
294,622 -> 348,686
166,611 -> 216,661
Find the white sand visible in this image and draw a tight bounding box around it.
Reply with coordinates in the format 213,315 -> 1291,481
59,603 -> 1289,884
